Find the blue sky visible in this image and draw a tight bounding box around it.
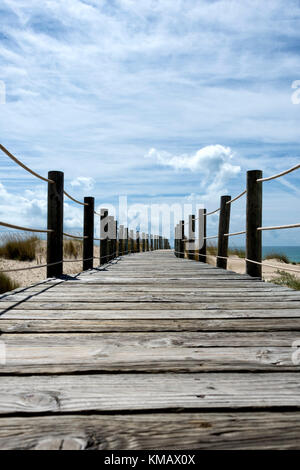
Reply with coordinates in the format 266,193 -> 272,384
0,0 -> 300,244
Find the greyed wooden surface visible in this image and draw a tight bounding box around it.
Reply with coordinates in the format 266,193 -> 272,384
0,250 -> 300,449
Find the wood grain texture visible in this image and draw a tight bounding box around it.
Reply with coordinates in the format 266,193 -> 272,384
1,318 -> 300,333
1,250 -> 300,449
1,412 -> 300,450
1,332 -> 299,373
0,373 -> 300,414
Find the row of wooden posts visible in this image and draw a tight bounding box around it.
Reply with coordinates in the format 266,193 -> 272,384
47,171 -> 170,278
99,208 -> 170,268
174,170 -> 263,279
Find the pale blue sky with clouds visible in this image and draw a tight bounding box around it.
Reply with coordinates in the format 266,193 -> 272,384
0,0 -> 300,244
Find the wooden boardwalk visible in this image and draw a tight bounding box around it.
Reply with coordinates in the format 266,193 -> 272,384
0,250 -> 300,449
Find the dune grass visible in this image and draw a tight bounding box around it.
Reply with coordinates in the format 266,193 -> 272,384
206,244 -> 217,256
63,240 -> 82,259
228,247 -> 245,258
270,270 -> 300,291
263,252 -> 290,264
206,245 -> 246,258
0,234 -> 39,261
0,273 -> 19,294
206,245 -> 294,264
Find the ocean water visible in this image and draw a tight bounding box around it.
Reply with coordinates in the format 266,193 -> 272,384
231,246 -> 300,263
262,246 -> 300,263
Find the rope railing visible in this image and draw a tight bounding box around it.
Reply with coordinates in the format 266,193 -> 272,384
206,208 -> 220,216
174,163 -> 300,280
0,143 -> 170,283
0,144 -> 54,184
257,163 -> 300,183
63,190 -> 88,206
224,230 -> 246,237
0,260 -> 61,273
0,221 -> 53,233
257,223 -> 300,231
245,258 -> 300,274
226,190 -> 247,204
63,232 -> 88,239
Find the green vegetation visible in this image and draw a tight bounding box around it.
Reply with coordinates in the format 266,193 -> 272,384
63,240 -> 82,259
206,245 -> 246,258
228,247 -> 245,258
0,273 -> 19,294
206,244 -> 217,256
263,252 -> 290,264
0,234 -> 39,261
271,270 -> 300,291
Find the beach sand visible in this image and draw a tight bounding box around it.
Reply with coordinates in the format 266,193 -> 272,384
0,245 -> 100,288
206,254 -> 300,281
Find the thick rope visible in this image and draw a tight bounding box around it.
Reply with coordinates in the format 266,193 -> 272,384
0,221 -> 53,233
224,230 -> 246,237
63,190 -> 88,206
245,258 -> 300,274
226,190 -> 247,204
257,163 -> 300,182
0,260 -> 61,273
258,223 -> 300,231
0,144 -> 54,184
63,232 -> 88,239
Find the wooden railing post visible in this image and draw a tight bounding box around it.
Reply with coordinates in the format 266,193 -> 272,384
179,220 -> 184,259
136,231 -> 140,252
146,234 -> 149,251
129,229 -> 134,253
246,170 -> 263,278
47,171 -> 64,278
114,220 -> 118,258
150,234 -> 153,251
83,196 -> 94,271
125,227 -> 128,255
174,226 -> 177,256
217,196 -> 231,269
188,215 -> 195,260
141,232 -> 145,252
119,225 -> 124,256
198,209 -> 206,263
108,215 -> 114,261
100,208 -> 108,265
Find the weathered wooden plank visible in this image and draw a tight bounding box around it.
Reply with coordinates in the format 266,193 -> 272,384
0,348 -> 297,373
12,284 -> 286,294
0,333 -> 299,373
0,412 -> 300,450
0,373 -> 300,414
2,305 -> 300,316
1,318 -> 300,333
3,293 -> 299,304
42,276 -> 262,282
1,331 -> 299,346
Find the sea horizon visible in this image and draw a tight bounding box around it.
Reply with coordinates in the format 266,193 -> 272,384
231,245 -> 300,263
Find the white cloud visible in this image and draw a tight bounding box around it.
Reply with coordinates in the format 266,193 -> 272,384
146,145 -> 241,198
146,144 -> 239,173
0,0 -> 299,244
0,181 -> 83,232
70,176 -> 95,190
